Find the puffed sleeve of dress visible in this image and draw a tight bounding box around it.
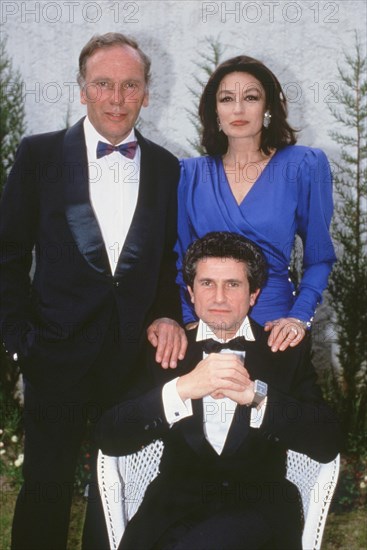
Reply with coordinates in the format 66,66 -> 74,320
289,148 -> 336,323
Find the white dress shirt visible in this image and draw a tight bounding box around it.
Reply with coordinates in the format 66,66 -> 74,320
84,117 -> 140,274
162,317 -> 267,455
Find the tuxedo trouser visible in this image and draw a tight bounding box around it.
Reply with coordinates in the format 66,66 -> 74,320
156,510 -> 271,550
81,452 -> 111,550
121,480 -> 303,550
153,506 -> 301,550
11,314 -> 127,550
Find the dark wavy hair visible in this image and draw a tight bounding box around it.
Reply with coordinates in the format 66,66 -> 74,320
199,55 -> 297,156
183,232 -> 268,293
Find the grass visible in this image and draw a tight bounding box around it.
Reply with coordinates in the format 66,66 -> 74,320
1,485 -> 366,550
0,478 -> 15,549
67,496 -> 86,550
323,509 -> 367,549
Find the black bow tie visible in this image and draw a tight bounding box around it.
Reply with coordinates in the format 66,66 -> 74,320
202,336 -> 250,354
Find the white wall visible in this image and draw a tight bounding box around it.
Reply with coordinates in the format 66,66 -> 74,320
2,0 -> 366,160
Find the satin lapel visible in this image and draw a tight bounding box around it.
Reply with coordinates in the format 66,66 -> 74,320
114,131 -> 156,277
175,330 -> 203,376
221,404 -> 251,456
181,398 -> 214,456
179,336 -> 216,456
63,118 -> 110,275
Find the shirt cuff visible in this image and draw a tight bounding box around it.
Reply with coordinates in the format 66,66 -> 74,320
162,377 -> 193,425
250,396 -> 267,428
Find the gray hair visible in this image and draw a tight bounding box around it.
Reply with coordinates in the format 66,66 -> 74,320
77,32 -> 151,86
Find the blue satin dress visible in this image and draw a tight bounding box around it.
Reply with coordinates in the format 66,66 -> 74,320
175,145 -> 336,327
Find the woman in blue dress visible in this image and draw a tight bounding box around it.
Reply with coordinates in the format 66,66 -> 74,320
176,55 -> 336,352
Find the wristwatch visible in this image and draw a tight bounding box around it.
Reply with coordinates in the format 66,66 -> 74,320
251,380 -> 268,408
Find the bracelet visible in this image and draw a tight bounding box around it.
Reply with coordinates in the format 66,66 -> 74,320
295,319 -> 312,330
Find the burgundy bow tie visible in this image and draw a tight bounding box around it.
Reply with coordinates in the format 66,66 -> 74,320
96,140 -> 138,159
202,336 -> 251,353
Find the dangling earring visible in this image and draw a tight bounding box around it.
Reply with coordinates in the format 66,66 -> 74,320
217,116 -> 222,132
263,110 -> 271,129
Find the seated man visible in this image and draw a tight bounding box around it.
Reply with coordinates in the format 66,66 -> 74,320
96,231 -> 342,550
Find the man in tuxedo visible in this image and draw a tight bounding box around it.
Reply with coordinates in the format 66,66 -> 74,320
96,231 -> 342,550
0,32 -> 186,550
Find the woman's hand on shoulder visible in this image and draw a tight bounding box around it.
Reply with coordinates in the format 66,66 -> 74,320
264,317 -> 307,352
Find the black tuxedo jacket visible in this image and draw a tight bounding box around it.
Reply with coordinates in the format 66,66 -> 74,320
96,322 -> 342,549
0,118 -> 181,390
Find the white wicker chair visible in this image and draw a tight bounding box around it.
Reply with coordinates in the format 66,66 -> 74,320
97,441 -> 339,550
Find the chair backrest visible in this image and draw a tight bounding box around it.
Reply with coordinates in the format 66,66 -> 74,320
98,440 -> 164,550
286,450 -> 340,550
97,443 -> 339,550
